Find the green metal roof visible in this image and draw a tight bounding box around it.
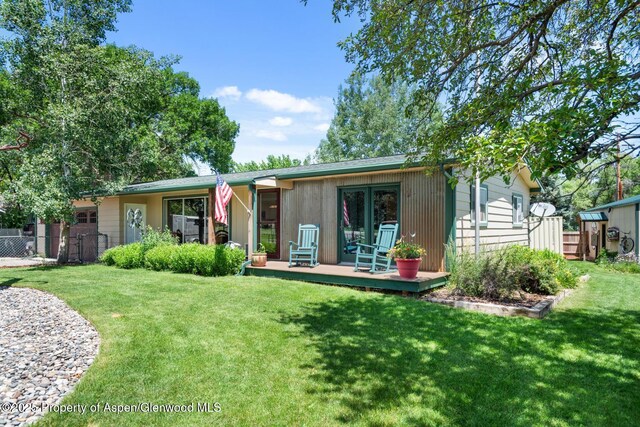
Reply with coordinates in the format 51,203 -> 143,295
587,194 -> 640,212
116,154 -> 542,196
119,155 -> 415,195
578,212 -> 608,221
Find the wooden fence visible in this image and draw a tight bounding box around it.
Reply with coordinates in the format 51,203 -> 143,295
529,216 -> 563,254
562,231 -> 585,259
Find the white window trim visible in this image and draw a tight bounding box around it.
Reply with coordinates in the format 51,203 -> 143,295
470,184 -> 489,226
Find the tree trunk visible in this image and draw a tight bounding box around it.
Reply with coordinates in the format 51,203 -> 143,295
57,219 -> 71,264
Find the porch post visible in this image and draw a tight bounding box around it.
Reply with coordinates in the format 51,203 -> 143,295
247,184 -> 256,253
208,187 -> 215,244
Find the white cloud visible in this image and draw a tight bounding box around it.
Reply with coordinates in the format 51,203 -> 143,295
246,89 -> 322,113
269,116 -> 293,127
313,123 -> 330,132
212,86 -> 242,100
255,129 -> 287,141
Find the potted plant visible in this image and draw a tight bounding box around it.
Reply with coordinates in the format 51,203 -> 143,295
251,243 -> 268,267
388,236 -> 426,279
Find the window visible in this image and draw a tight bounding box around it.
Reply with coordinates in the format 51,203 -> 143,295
89,211 -> 97,224
470,184 -> 488,226
165,197 -> 229,244
512,194 -> 524,226
75,211 -> 87,224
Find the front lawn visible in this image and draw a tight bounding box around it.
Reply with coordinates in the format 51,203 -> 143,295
1,262 -> 638,426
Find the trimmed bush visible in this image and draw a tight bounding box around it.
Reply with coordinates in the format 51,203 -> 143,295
449,245 -> 577,299
170,243 -> 201,274
112,243 -> 144,269
102,240 -> 248,277
144,245 -> 175,271
99,246 -> 120,266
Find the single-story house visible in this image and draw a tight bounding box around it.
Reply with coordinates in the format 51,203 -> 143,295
580,194 -> 640,259
37,155 -> 542,271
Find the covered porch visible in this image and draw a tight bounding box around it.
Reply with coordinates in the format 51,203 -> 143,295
245,261 -> 449,293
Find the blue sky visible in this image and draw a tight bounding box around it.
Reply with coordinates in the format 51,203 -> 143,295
106,0 -> 361,168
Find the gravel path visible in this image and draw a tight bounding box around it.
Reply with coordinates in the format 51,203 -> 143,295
0,287 -> 99,426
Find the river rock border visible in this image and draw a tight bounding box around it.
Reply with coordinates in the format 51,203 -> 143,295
0,286 -> 100,426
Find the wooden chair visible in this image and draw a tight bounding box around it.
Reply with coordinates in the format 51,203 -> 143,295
354,223 -> 399,274
289,224 -> 320,267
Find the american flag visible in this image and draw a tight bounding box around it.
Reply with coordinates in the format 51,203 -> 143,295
215,173 -> 233,225
343,198 -> 350,227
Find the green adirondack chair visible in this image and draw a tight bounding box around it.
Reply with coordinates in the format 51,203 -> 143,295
289,224 -> 320,267
354,222 -> 399,274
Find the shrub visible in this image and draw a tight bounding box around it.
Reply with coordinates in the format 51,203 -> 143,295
102,240 -> 245,277
99,246 -> 121,266
217,245 -> 246,276
171,243 -> 202,274
186,244 -> 245,276
448,245 -> 577,299
112,243 -> 144,269
144,245 -> 175,271
141,226 -> 177,253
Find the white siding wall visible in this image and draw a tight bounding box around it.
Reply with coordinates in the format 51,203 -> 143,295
455,171 -> 531,253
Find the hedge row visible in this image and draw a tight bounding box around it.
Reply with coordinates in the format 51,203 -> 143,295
100,229 -> 245,277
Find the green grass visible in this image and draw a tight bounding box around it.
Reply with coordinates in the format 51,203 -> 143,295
1,262 -> 638,426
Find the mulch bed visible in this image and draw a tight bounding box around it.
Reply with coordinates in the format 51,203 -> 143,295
423,288 -> 549,308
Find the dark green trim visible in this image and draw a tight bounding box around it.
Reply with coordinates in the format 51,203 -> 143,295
44,223 -> 51,258
587,194 -> 640,212
250,184 -> 257,252
337,184 -> 401,264
245,266 -> 448,293
635,203 -> 640,257
444,181 -> 456,271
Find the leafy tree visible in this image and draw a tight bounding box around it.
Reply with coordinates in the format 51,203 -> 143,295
233,154 -> 309,172
0,0 -> 238,262
321,1 -> 640,181
534,155 -> 640,230
315,72 -> 436,162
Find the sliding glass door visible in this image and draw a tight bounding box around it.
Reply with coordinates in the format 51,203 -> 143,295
165,197 -> 229,244
339,185 -> 399,263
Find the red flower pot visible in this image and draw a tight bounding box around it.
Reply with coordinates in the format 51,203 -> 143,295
395,258 -> 421,279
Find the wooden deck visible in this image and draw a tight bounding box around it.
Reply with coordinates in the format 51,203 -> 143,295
245,261 -> 449,293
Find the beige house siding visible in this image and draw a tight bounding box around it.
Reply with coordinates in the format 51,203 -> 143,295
280,170 -> 446,272
455,171 -> 531,253
230,186 -> 250,248
73,186 -> 251,251
97,197 -> 121,248
36,222 -> 46,256
599,205 -> 638,254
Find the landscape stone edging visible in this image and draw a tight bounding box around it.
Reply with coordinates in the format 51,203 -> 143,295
425,289 -> 574,319
0,286 -> 100,426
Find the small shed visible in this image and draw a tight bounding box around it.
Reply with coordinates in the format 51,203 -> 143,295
581,195 -> 640,259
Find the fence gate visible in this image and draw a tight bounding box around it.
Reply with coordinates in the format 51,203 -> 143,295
49,208 -> 104,262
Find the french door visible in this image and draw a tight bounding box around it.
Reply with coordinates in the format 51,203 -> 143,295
339,185 -> 400,263
258,189 -> 280,259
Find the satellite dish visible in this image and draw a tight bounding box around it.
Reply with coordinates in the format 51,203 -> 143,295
530,202 -> 556,217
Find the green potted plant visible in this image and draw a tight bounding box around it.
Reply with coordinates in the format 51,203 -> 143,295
251,243 -> 268,267
388,236 -> 426,279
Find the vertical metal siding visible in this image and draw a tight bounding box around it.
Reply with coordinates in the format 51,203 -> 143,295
280,171 -> 446,271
